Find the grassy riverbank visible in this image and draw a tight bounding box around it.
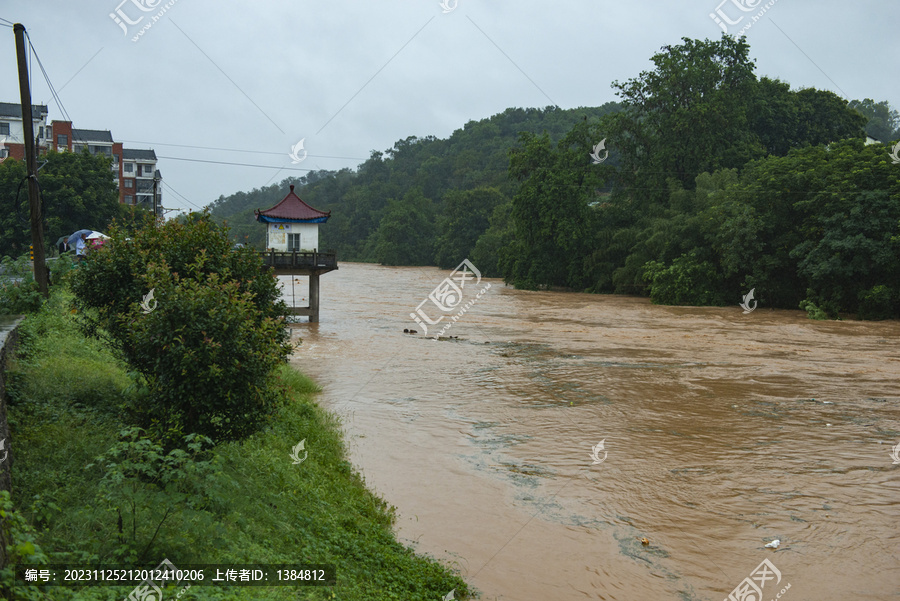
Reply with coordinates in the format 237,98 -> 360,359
6,289 -> 469,600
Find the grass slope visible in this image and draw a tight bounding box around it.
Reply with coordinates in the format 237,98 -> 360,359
6,290 -> 469,600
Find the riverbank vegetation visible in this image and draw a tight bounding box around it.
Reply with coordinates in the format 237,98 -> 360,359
2,216 -> 469,600
211,35 -> 900,319
0,151 -> 133,259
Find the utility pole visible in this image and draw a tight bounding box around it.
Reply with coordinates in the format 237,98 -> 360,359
152,171 -> 160,224
14,23 -> 48,296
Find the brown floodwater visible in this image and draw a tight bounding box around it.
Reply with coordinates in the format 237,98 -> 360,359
283,262 -> 900,601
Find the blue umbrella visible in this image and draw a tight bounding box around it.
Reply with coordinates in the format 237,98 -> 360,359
67,229 -> 93,246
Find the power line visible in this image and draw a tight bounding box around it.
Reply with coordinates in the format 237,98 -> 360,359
161,180 -> 205,212
155,155 -> 319,172
25,32 -> 106,150
56,47 -> 104,95
26,32 -> 72,124
170,20 -> 284,134
119,139 -> 367,161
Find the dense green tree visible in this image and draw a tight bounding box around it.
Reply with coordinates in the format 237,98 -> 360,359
701,139 -> 900,316
505,119 -> 608,289
606,36 -> 762,203
371,189 -> 436,266
606,37 -> 865,205
433,187 -> 506,269
0,151 -> 128,258
849,98 -> 900,142
471,201 -> 513,278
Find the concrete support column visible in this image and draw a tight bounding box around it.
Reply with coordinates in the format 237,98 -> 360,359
309,272 -> 320,322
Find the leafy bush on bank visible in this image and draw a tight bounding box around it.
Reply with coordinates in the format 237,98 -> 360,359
70,212 -> 292,442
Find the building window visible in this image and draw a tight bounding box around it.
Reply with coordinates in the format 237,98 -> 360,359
0,123 -> 9,135
125,195 -> 133,204
57,134 -> 68,146
124,163 -> 133,173
124,179 -> 133,189
143,164 -> 153,175
38,126 -> 44,138
113,154 -> 120,164
288,234 -> 302,251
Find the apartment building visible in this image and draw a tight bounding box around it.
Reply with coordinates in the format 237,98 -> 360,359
0,102 -> 161,212
121,148 -> 160,208
0,101 -> 51,160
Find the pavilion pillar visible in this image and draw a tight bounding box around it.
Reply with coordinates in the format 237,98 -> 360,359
309,272 -> 320,322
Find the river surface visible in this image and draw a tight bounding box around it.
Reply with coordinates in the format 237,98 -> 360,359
283,262 -> 900,601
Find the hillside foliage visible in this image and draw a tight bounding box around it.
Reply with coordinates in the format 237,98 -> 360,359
209,36 -> 899,319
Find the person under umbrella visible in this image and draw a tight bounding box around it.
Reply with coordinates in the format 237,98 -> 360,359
67,229 -> 93,247
55,235 -> 69,255
68,229 -> 92,261
86,231 -> 109,249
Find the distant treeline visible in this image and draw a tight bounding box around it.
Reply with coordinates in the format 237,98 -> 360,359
210,36 -> 900,319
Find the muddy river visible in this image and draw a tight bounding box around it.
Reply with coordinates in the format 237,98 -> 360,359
284,262 -> 900,601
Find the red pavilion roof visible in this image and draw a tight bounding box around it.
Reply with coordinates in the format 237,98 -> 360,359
255,185 -> 331,223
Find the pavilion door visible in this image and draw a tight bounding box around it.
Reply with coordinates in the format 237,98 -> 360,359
288,233 -> 301,251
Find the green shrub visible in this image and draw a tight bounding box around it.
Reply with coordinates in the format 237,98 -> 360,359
642,252 -> 727,306
0,490 -> 50,601
121,271 -> 291,442
85,428 -> 218,564
48,254 -> 77,287
0,253 -> 77,315
857,284 -> 897,320
70,212 -> 292,442
0,256 -> 43,314
799,299 -> 838,320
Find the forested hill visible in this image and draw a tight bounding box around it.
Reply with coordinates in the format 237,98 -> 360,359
208,103 -> 622,262
210,36 -> 900,320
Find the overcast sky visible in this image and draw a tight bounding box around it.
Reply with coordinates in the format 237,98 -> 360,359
2,1 -> 898,217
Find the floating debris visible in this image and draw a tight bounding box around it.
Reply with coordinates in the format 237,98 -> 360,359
764,539 -> 780,549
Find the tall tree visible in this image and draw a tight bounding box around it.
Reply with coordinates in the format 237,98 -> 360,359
371,188 -> 436,266
848,98 -> 900,142
0,150 -> 127,258
433,187 -> 506,269
607,36 -> 762,203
